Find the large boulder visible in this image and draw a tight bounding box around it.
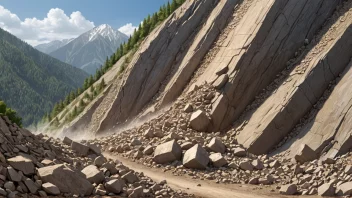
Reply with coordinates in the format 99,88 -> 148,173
318,182 -> 335,196
280,184 -> 297,195
8,156 -> 35,175
206,137 -> 225,153
71,141 -> 90,157
189,110 -> 211,131
81,165 -> 105,184
294,144 -> 317,164
38,164 -> 94,196
153,140 -> 182,164
183,144 -> 209,169
336,182 -> 352,196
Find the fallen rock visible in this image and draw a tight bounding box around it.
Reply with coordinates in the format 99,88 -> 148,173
122,172 -> 139,184
336,181 -> 352,196
7,167 -> 21,182
183,144 -> 209,169
24,178 -> 38,194
42,182 -> 60,195
94,156 -> 107,167
295,144 -> 317,164
104,179 -> 123,194
38,164 -> 94,196
71,141 -> 90,157
181,142 -> 194,150
239,160 -> 254,171
81,165 -> 105,184
252,159 -> 264,170
209,153 -> 227,167
280,184 -> 297,195
8,156 -> 35,175
207,137 -> 225,154
233,147 -> 246,157
189,110 -> 210,131
318,182 -> 335,196
63,136 -> 73,145
143,145 -> 154,155
184,104 -> 193,113
153,140 -> 182,164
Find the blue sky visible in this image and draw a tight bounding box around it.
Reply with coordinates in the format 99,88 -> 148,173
0,0 -> 169,45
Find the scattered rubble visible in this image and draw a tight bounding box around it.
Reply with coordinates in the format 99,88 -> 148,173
0,115 -> 192,197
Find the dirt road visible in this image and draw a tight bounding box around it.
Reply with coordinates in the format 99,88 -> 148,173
104,153 -> 294,198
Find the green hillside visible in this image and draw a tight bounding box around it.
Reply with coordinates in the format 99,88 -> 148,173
0,28 -> 88,126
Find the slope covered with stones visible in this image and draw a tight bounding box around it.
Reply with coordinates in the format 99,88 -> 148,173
57,0 -> 352,197
0,115 -> 190,197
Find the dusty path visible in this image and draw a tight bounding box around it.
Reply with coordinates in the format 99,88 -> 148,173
104,152 -> 306,198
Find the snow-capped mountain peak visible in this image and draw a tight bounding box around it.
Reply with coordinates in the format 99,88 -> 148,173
49,24 -> 129,74
88,24 -> 123,42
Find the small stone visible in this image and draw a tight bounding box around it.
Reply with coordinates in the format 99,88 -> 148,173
42,182 -> 60,195
104,179 -> 123,194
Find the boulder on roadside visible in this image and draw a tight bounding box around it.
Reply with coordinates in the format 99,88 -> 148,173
183,144 -> 209,169
71,141 -> 90,157
153,140 -> 182,164
38,164 -> 94,196
81,165 -> 105,184
8,156 -> 35,175
88,143 -> 101,155
63,136 -> 73,145
207,137 -> 226,154
104,179 -> 123,194
189,110 -> 210,131
209,153 -> 227,167
295,144 -> 317,164
94,156 -> 107,167
233,147 -> 246,157
336,181 -> 352,196
143,145 -> 154,155
318,182 -> 335,196
280,184 -> 297,195
239,160 -> 254,171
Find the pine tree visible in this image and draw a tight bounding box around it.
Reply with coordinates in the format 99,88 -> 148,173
0,101 -> 6,114
69,91 -> 76,102
167,2 -> 171,16
158,6 -> 165,21
171,0 -> 177,13
79,99 -> 85,107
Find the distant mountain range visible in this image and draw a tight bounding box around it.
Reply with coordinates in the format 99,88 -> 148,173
0,28 -> 88,126
35,24 -> 128,74
35,38 -> 74,54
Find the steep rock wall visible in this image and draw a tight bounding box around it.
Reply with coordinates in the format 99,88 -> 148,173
97,0 -> 217,133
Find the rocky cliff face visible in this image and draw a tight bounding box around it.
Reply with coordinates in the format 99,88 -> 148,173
63,0 -> 352,165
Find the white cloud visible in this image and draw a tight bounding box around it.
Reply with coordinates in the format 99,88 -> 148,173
0,5 -> 95,45
118,23 -> 137,36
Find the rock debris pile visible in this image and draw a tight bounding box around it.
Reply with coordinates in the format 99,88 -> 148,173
0,115 -> 191,198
